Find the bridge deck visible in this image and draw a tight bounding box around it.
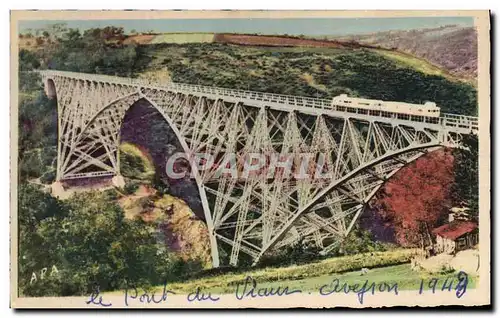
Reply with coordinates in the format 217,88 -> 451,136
39,70 -> 479,134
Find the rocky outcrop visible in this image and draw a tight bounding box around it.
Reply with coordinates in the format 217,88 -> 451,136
118,185 -> 212,269
154,196 -> 212,268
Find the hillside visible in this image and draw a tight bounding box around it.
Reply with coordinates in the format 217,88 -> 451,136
139,42 -> 477,115
119,31 -> 472,82
21,28 -> 473,85
337,25 -> 478,81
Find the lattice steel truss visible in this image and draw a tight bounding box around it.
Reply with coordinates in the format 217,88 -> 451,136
39,70 -> 479,267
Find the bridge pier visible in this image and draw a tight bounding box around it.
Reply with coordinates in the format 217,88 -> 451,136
51,181 -> 71,200
111,175 -> 126,188
51,175 -> 126,200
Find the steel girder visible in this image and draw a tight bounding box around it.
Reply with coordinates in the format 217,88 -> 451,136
40,71 -> 478,267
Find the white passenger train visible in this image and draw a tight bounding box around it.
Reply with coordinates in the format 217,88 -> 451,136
331,94 -> 441,118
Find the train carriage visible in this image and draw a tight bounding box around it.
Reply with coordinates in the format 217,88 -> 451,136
331,94 -> 441,118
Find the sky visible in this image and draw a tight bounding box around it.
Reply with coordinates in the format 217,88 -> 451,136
18,16 -> 474,36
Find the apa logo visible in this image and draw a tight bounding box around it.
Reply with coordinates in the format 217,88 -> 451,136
30,265 -> 60,284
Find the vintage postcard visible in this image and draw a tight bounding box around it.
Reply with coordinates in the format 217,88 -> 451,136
10,10 -> 491,308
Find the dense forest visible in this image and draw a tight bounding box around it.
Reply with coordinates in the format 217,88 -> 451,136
17,25 -> 480,296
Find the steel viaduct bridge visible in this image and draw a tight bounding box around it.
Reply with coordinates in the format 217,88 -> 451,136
39,70 -> 479,267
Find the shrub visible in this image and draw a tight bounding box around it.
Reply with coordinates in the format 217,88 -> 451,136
40,170 -> 56,184
103,189 -> 119,201
336,227 -> 389,256
19,152 -> 44,180
259,240 -> 323,268
152,175 -> 170,195
123,181 -> 139,195
119,143 -> 155,181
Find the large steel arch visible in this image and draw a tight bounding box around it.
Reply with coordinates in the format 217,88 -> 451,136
139,95 -> 220,268
71,92 -> 221,267
257,144 -> 443,261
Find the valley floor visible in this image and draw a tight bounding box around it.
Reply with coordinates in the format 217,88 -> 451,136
105,250 -> 478,296
156,264 -> 476,296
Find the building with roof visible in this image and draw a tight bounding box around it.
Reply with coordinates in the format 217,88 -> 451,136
432,221 -> 478,254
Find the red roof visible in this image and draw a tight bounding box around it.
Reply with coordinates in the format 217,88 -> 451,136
432,221 -> 478,240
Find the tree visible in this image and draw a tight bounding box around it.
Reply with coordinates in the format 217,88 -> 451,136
338,227 -> 388,255
18,188 -> 183,296
259,239 -> 322,267
47,23 -> 68,40
18,185 -> 67,296
372,150 -> 455,246
101,26 -> 125,41
64,28 -> 81,43
452,135 -> 479,216
19,49 -> 40,71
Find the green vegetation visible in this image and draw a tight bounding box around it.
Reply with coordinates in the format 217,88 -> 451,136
373,49 -> 456,81
339,25 -> 478,81
144,263 -> 476,295
452,135 -> 479,215
33,26 -> 150,76
258,228 -> 392,268
338,228 -> 395,255
144,43 -> 477,115
18,62 -> 57,183
123,181 -> 140,195
19,147 -> 57,183
125,249 -> 477,295
18,185 -> 202,297
150,249 -> 416,294
119,142 -> 156,181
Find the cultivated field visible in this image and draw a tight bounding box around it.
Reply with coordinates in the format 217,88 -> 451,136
151,33 -> 215,44
213,33 -> 350,48
125,33 -> 215,45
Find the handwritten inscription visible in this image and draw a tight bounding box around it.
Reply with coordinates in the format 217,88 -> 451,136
124,281 -> 176,306
418,271 -> 469,298
187,287 -> 220,302
86,287 -> 112,307
86,271 -> 470,307
234,276 -> 302,300
319,278 -> 398,304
